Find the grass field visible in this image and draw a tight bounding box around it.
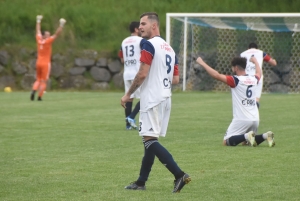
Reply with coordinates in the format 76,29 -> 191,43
0,91 -> 299,200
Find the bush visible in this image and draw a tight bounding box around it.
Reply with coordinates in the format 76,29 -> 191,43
0,0 -> 299,55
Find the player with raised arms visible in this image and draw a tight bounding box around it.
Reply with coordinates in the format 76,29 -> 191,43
30,15 -> 66,101
196,55 -> 275,147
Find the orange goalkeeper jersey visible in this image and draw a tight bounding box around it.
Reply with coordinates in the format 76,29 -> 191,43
36,34 -> 55,65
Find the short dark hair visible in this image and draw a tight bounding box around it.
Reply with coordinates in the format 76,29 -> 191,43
129,21 -> 140,33
231,57 -> 247,70
139,12 -> 159,26
248,42 -> 258,49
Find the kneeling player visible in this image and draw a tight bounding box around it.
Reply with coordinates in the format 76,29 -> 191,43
195,56 -> 275,147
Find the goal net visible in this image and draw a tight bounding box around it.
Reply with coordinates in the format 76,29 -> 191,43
166,13 -> 300,93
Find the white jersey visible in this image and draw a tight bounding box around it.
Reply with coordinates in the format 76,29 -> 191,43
240,48 -> 264,77
120,35 -> 143,80
140,36 -> 176,110
227,75 -> 259,121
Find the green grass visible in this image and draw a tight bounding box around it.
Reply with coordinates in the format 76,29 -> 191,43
0,91 -> 299,200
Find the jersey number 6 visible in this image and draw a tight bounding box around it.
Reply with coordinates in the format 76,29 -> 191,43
246,85 -> 253,98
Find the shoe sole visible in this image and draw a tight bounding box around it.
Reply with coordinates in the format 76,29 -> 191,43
184,177 -> 191,185
266,131 -> 275,147
247,131 -> 257,147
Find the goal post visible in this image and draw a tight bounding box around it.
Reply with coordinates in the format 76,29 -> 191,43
166,13 -> 300,93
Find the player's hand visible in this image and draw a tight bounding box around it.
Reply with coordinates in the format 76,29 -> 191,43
121,94 -> 130,108
59,18 -> 67,27
250,56 -> 257,64
36,15 -> 43,23
196,57 -> 204,65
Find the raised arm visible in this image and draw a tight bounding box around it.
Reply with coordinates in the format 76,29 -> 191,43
250,56 -> 262,79
196,57 -> 227,84
267,58 -> 277,66
36,15 -> 43,35
52,18 -> 66,39
264,52 -> 277,66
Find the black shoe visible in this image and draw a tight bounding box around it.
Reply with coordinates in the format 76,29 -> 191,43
38,97 -> 42,101
30,93 -> 34,100
125,181 -> 146,190
173,173 -> 191,193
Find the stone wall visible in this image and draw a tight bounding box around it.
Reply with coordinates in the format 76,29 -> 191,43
0,49 -> 124,91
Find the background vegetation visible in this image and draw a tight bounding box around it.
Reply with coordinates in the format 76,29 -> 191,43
1,0 -> 300,56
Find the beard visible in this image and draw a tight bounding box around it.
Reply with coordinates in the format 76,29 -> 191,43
141,30 -> 151,39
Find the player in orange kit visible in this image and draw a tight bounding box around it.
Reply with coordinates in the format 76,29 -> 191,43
30,15 -> 66,101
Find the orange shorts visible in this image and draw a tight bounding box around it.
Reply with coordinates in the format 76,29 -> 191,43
36,62 -> 51,81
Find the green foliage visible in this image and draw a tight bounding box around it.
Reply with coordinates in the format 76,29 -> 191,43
50,77 -> 58,89
0,92 -> 300,200
1,0 -> 300,54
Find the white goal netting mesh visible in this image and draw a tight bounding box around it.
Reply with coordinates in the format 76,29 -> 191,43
168,15 -> 300,93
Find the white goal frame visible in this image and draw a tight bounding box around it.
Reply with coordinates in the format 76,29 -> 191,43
166,13 -> 300,91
